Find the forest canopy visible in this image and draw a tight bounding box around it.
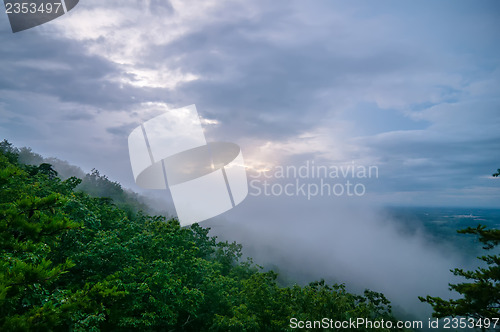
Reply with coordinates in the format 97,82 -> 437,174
0,140 -> 405,331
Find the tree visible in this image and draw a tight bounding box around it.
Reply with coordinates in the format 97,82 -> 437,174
420,168 -> 500,324
1,141 -> 408,331
0,153 -> 81,330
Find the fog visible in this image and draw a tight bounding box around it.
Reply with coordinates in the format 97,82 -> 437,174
204,193 -> 473,320
14,145 -> 479,321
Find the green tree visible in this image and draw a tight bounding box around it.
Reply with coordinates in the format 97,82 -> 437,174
420,168 -> 500,324
420,225 -> 500,321
0,153 -> 80,330
1,141 -> 408,331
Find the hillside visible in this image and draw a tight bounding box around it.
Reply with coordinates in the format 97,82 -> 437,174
0,141 -> 407,331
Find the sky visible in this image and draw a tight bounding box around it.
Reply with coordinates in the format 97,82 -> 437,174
0,0 -> 499,207
1,0 -> 500,318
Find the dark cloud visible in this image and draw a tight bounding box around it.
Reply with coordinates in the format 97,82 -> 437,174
0,32 -> 171,110
106,122 -> 140,137
0,0 -> 499,203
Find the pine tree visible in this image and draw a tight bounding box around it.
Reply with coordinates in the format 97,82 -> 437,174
420,169 -> 500,325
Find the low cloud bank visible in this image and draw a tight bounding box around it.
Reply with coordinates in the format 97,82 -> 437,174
206,196 -> 473,319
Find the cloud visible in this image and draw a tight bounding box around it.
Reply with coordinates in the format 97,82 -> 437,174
206,197 -> 472,319
1,0 -> 499,204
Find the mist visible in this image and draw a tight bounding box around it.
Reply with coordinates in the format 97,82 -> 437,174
4,142 -> 484,322
204,194 -> 473,320
16,143 -> 477,319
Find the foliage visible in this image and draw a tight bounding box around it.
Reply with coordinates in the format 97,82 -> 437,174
420,225 -> 500,321
0,141 -> 150,215
77,168 -> 150,217
0,141 -> 406,331
420,169 -> 500,324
